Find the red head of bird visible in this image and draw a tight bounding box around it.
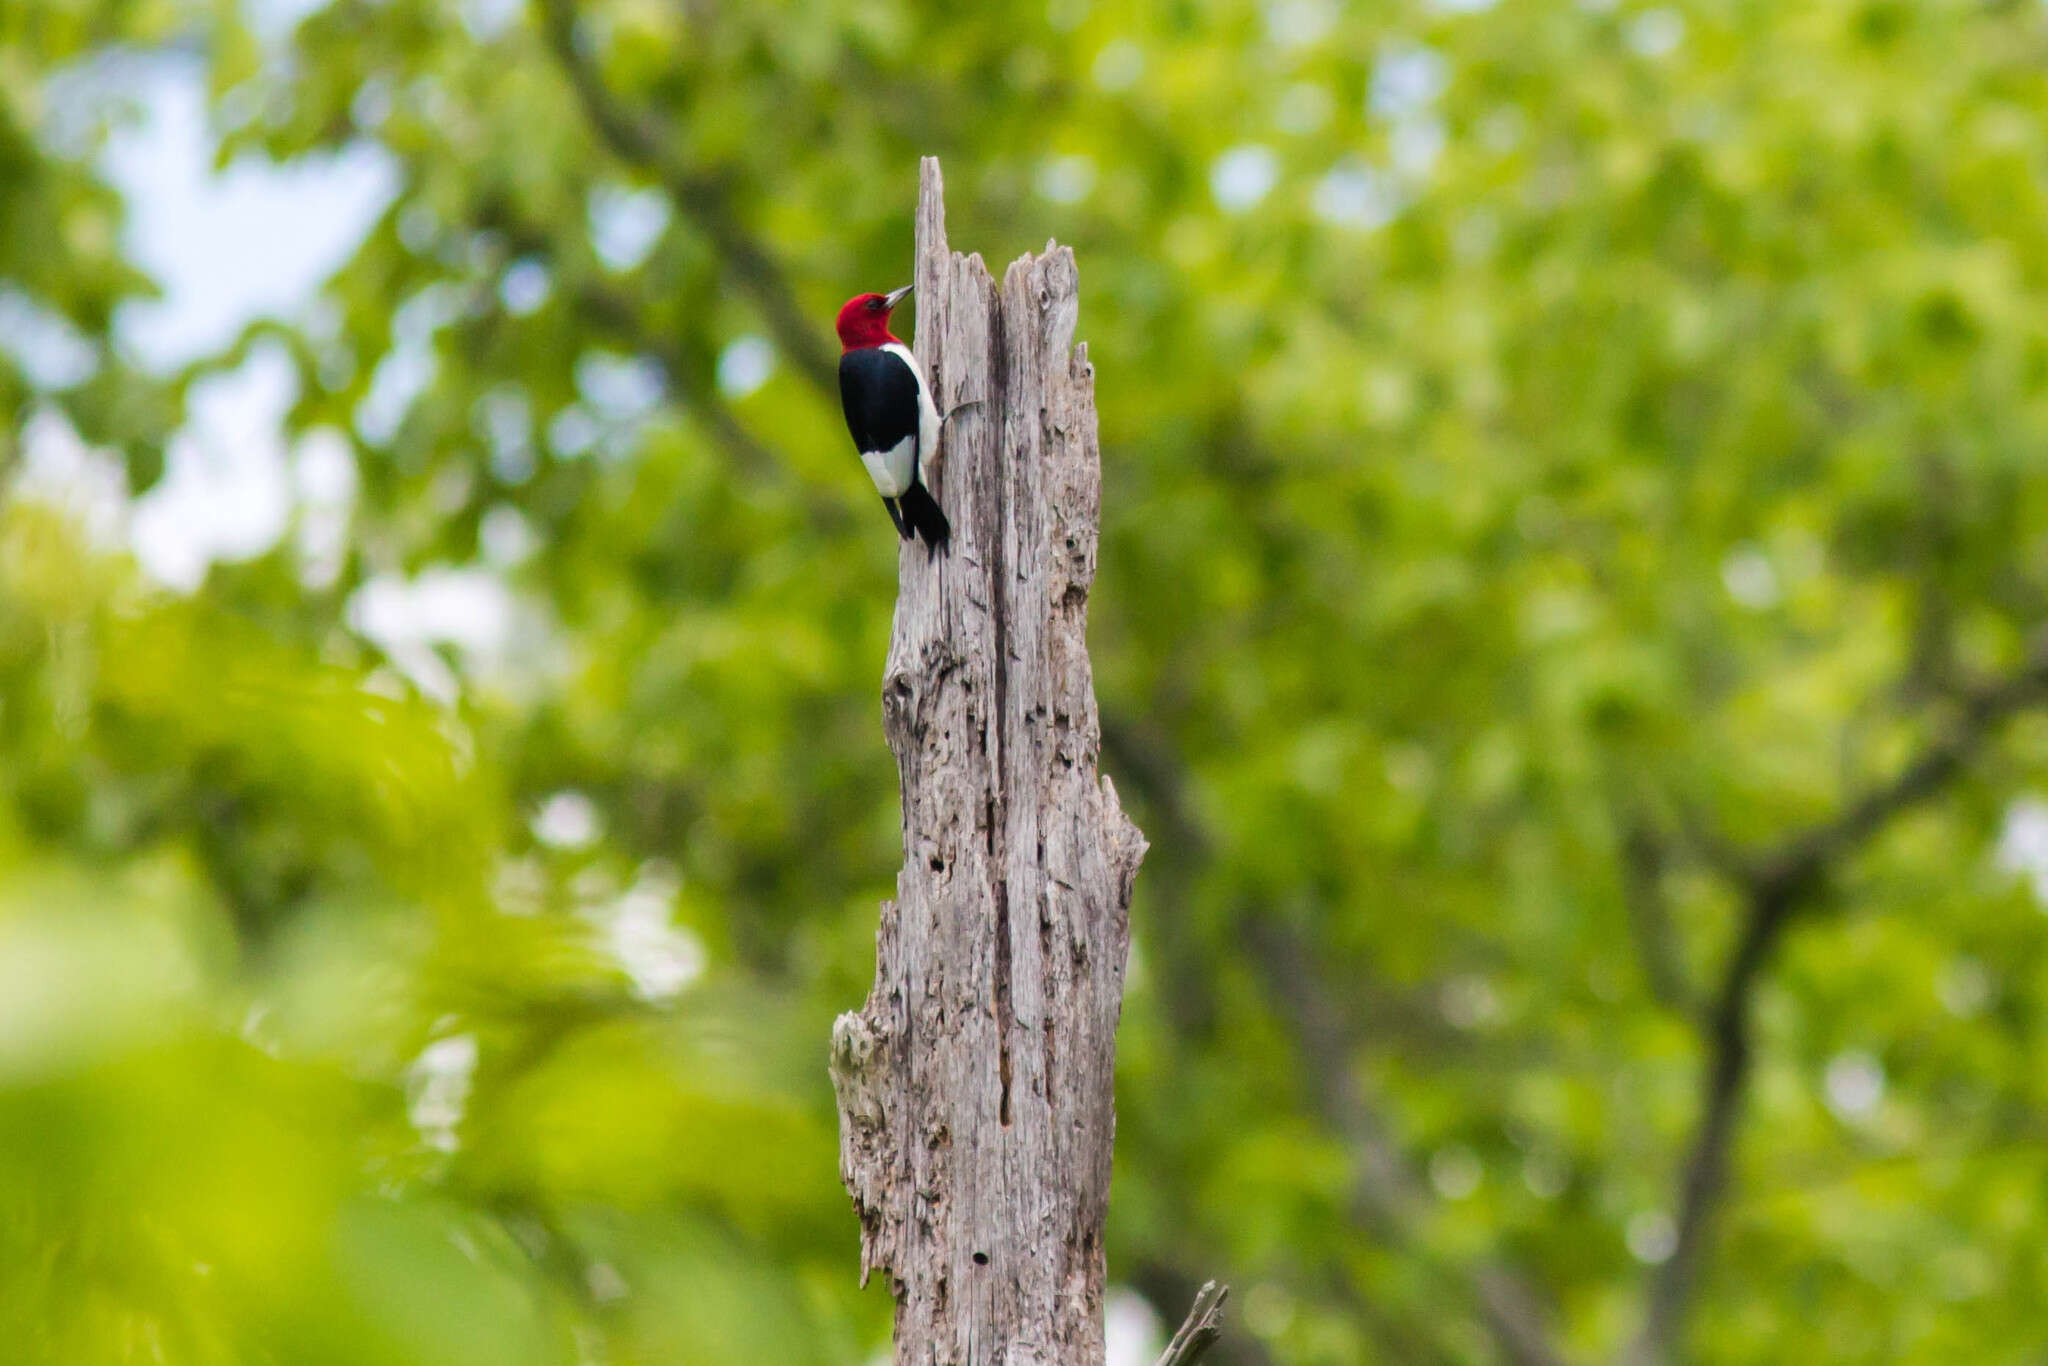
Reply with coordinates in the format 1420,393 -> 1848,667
835,284 -> 912,351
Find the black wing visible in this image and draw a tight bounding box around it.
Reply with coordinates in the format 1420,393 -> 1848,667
838,347 -> 921,457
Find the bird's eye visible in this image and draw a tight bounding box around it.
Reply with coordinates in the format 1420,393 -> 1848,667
868,298 -> 884,311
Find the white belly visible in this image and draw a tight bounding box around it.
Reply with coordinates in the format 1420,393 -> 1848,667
862,435 -> 916,497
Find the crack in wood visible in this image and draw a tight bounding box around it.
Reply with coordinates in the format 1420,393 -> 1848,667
994,875 -> 1014,1128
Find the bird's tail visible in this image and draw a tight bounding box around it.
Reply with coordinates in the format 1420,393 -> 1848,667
881,497 -> 910,539
898,481 -> 951,554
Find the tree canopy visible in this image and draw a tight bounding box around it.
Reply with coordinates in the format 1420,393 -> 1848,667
7,1 -> 2048,1362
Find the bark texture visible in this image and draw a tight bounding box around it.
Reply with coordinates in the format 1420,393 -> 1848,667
830,157 -> 1147,1365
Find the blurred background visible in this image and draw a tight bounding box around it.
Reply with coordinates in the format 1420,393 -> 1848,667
7,0 -> 2048,1362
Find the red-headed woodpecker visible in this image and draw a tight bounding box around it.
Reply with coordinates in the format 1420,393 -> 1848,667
836,285 -> 949,552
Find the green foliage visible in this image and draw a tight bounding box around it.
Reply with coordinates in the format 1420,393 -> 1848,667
9,0 -> 2048,1361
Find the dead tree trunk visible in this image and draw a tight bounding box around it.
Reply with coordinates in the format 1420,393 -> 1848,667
830,157 -> 1147,1364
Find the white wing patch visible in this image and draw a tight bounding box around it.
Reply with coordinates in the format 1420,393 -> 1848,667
882,341 -> 941,485
862,436 -> 916,497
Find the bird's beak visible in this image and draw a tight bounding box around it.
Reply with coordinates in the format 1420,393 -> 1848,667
884,284 -> 914,310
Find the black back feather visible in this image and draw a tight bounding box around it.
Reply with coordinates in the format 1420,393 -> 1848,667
838,347 -> 921,456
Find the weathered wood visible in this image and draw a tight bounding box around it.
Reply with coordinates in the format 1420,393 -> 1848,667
1152,1282 -> 1229,1366
830,157 -> 1147,1364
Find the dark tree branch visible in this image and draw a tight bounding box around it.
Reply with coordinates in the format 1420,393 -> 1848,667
565,288 -> 840,525
465,200 -> 816,501
567,278 -> 784,481
1628,642 -> 2048,1366
1252,924 -> 1572,1366
1619,819 -> 1693,1014
1746,649 -> 2048,903
481,1191 -> 617,1319
533,0 -> 839,395
1315,1266 -> 1465,1366
1109,709 -> 1570,1365
1622,882 -> 1788,1366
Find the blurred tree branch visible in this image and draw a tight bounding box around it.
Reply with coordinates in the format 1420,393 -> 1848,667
568,275 -> 784,481
1629,639 -> 2048,1366
1618,818 -> 1694,1014
1101,716 -> 1222,1042
532,0 -> 839,395
473,201 -> 845,524
1106,711 -> 1569,1364
1251,923 -> 1572,1366
565,272 -> 862,527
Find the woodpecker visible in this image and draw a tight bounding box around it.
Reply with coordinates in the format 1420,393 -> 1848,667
836,285 -> 949,552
